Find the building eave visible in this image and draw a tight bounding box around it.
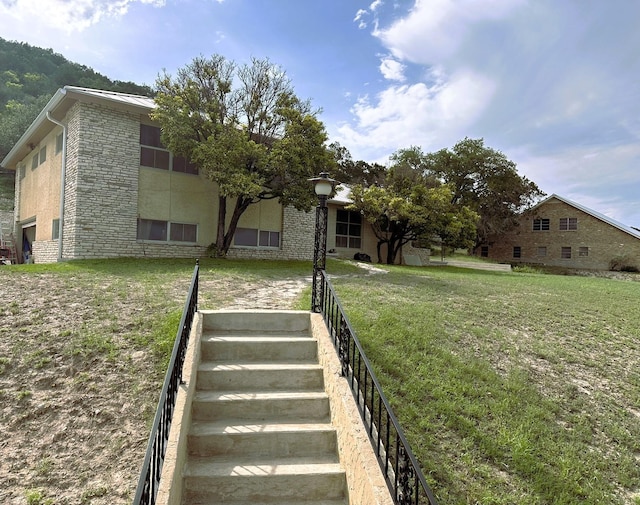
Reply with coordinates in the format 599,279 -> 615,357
1,86 -> 156,170
530,193 -> 640,241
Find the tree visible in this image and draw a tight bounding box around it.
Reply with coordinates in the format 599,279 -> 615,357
348,147 -> 477,264
425,138 -> 544,250
329,142 -> 386,187
152,55 -> 333,257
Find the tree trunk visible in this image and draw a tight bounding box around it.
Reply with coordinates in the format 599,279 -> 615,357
221,196 -> 252,256
213,195 -> 227,257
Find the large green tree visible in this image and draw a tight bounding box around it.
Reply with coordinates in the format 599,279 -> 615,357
425,138 -> 544,250
152,55 -> 333,257
348,147 -> 477,264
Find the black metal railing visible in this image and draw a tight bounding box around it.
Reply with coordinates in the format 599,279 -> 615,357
132,260 -> 199,505
317,269 -> 439,505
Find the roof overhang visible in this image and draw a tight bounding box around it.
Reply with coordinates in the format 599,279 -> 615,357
1,86 -> 155,170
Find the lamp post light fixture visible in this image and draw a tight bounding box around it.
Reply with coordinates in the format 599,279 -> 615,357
309,172 -> 336,312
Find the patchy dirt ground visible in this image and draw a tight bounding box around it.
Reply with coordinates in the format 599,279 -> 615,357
0,270 -> 314,505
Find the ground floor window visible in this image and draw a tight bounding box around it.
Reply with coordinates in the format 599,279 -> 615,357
52,219 -> 60,240
335,209 -> 362,249
578,246 -> 589,257
513,246 -> 521,258
137,219 -> 197,242
537,246 -> 547,257
480,246 -> 488,257
234,227 -> 280,248
561,246 -> 572,259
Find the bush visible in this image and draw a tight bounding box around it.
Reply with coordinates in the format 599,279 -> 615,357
609,255 -> 639,272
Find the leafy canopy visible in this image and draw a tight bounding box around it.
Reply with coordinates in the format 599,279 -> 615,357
425,138 -> 545,247
349,147 -> 478,264
152,54 -> 333,256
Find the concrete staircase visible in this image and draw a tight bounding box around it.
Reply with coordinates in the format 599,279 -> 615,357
182,311 -> 348,504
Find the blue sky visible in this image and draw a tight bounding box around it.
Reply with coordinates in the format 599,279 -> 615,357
1,0 -> 639,227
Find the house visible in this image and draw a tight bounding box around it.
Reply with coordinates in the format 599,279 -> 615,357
0,86 -> 383,264
478,194 -> 640,270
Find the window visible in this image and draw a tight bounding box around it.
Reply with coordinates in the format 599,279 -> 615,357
335,209 -> 362,248
19,165 -> 25,180
137,219 -> 168,241
234,227 -> 280,248
480,246 -> 489,257
537,246 -> 547,257
30,146 -> 47,169
513,246 -> 521,258
259,230 -> 280,247
561,247 -> 572,259
559,218 -> 577,231
170,223 -> 197,242
56,133 -> 63,155
533,218 -> 550,231
579,246 -> 589,257
52,219 -> 60,240
140,124 -> 197,174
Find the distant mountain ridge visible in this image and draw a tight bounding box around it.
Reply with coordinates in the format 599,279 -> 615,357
0,37 -> 154,208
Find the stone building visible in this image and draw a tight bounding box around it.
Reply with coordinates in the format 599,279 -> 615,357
1,86 -> 382,264
479,194 -> 640,270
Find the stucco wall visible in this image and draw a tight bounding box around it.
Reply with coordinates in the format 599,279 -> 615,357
483,197 -> 640,270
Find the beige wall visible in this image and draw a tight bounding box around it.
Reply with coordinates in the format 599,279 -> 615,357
482,197 -> 640,270
16,127 -> 63,241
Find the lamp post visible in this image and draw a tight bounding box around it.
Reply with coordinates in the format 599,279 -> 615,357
309,172 -> 335,313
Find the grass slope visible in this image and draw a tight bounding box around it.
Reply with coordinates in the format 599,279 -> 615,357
335,265 -> 640,505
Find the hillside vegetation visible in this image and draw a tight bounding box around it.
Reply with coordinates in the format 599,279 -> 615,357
0,37 -> 154,206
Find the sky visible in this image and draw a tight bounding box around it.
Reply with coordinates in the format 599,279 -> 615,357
1,0 -> 639,227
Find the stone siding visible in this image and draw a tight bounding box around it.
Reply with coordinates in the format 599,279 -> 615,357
63,102 -> 140,260
483,197 -> 640,270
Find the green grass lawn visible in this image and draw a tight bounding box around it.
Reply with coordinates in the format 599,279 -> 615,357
331,265 -> 640,505
1,258 -> 638,504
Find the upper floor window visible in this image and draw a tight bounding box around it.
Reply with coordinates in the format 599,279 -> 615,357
139,124 -> 198,175
31,146 -> 47,169
533,218 -> 550,231
335,209 -> 362,249
55,133 -> 63,155
559,218 -> 577,231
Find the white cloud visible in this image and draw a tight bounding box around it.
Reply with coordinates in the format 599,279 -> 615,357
369,0 -> 383,11
379,57 -> 406,82
0,0 -> 165,32
334,69 -> 496,160
374,0 -> 525,64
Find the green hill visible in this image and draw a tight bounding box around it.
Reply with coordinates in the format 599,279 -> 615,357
0,37 -> 154,209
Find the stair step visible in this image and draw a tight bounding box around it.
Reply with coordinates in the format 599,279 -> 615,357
201,335 -> 318,362
191,501 -> 347,505
202,311 -> 310,333
197,362 -> 325,391
192,391 -> 331,422
188,421 -> 337,457
184,456 -> 346,503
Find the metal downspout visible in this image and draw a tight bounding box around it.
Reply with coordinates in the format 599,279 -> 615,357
46,112 -> 67,262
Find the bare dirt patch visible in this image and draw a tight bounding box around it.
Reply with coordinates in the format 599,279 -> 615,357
0,268 -> 312,505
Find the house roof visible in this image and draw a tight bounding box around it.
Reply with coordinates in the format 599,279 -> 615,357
1,86 -> 155,169
531,193 -> 640,240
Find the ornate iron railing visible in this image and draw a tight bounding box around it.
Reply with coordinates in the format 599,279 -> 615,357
317,269 -> 440,505
132,260 -> 199,505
